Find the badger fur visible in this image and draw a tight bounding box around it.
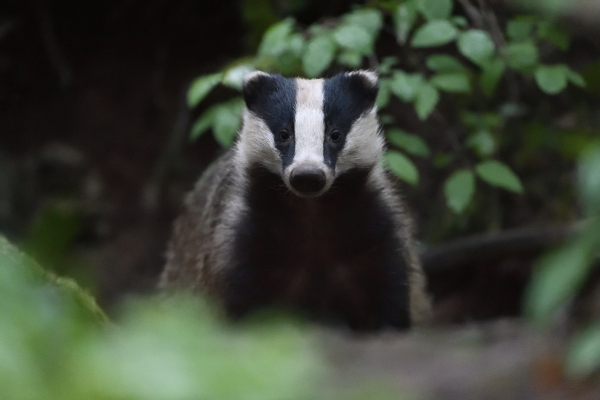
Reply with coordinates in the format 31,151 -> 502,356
160,70 -> 431,330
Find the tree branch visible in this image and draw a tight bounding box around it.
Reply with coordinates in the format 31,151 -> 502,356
421,222 -> 585,273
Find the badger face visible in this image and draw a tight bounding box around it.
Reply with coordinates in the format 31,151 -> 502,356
238,71 -> 383,198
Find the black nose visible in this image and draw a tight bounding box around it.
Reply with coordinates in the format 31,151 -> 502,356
289,167 -> 327,195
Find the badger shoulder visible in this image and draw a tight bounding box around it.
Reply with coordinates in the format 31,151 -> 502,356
371,167 -> 433,326
160,149 -> 241,298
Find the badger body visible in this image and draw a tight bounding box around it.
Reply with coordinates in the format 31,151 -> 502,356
160,71 -> 431,330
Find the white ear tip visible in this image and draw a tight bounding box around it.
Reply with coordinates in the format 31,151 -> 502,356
349,70 -> 378,86
244,70 -> 270,84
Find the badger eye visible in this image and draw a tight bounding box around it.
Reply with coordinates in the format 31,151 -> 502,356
330,130 -> 342,143
278,129 -> 291,142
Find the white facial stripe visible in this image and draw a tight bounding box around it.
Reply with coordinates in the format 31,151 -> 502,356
336,108 -> 384,174
236,109 -> 281,173
293,79 -> 325,165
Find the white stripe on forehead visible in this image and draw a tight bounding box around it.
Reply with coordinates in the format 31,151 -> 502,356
294,79 -> 325,165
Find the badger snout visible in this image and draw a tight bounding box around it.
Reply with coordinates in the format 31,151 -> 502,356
289,166 -> 327,196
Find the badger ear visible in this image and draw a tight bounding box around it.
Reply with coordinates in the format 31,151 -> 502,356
242,71 -> 276,112
344,70 -> 379,110
349,70 -> 379,88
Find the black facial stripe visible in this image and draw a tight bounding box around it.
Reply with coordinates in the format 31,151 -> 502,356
242,74 -> 297,169
323,73 -> 378,169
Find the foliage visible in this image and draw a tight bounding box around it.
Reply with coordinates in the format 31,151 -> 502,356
186,0 -> 592,219
184,1 -> 600,378
524,145 -> 600,378
0,235 -> 326,399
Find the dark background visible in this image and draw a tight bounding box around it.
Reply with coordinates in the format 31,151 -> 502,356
0,0 -> 365,307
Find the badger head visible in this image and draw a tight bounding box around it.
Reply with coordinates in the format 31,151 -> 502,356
236,70 -> 383,198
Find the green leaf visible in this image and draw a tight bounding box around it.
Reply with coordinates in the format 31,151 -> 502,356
390,70 -> 424,102
411,20 -> 458,48
386,129 -> 430,157
538,21 -> 570,51
383,151 -> 419,185
502,41 -> 539,72
434,153 -> 454,168
578,144 -> 600,216
417,0 -> 453,21
506,18 -> 535,41
287,33 -> 306,57
475,160 -> 523,193
187,73 -> 222,107
212,98 -> 244,148
378,56 -> 399,75
333,25 -> 373,54
222,64 -> 255,90
344,8 -> 383,36
444,170 -> 475,213
337,51 -> 363,68
414,82 -> 439,120
457,30 -> 495,67
190,107 -> 218,141
461,111 -> 502,129
379,114 -> 395,125
524,237 -> 594,324
258,18 -> 295,57
566,322 -> 600,378
567,68 -> 586,88
480,58 -> 506,96
534,64 -> 568,94
466,130 -> 496,157
452,16 -> 468,28
303,35 -> 336,78
426,55 -> 466,72
0,235 -> 109,325
376,78 -> 392,108
393,1 -> 418,44
430,72 -> 471,93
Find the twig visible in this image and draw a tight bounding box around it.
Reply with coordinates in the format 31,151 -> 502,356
421,222 -> 585,273
476,0 -> 506,48
457,0 -> 485,29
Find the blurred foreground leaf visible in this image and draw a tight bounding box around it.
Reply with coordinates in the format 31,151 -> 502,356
1,235 -> 108,326
578,144 -> 600,216
523,235 -> 595,324
0,235 -> 325,400
566,322 -> 600,378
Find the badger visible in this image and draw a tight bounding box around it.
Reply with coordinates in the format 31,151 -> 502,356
160,70 -> 431,330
